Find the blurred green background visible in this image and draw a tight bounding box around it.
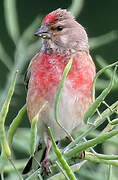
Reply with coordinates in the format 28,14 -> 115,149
0,0 -> 118,179
0,0 -> 118,125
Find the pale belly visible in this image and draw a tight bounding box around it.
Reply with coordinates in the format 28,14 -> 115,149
27,85 -> 92,142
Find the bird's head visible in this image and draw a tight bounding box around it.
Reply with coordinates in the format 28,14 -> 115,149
35,9 -> 89,54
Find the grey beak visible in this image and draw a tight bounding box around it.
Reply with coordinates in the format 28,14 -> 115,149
34,25 -> 50,39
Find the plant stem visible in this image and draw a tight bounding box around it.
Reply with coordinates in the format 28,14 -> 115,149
48,127 -> 77,180
65,128 -> 118,158
84,65 -> 117,123
8,104 -> 27,146
64,100 -> 118,152
0,71 -> 18,159
85,152 -> 118,167
54,58 -> 74,141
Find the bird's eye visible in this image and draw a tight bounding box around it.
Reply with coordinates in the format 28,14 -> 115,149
57,26 -> 63,31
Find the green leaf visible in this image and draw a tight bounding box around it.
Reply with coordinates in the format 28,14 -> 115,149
8,104 -> 27,146
54,58 -> 74,140
0,71 -> 18,159
84,65 -> 117,124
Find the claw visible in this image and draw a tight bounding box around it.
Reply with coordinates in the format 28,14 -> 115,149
42,158 -> 52,175
66,136 -> 72,142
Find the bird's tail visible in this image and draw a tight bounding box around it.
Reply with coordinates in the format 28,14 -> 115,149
22,143 -> 46,174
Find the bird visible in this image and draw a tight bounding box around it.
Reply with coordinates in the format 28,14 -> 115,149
23,8 -> 96,174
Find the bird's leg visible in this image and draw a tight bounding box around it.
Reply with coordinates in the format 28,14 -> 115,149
42,135 -> 52,175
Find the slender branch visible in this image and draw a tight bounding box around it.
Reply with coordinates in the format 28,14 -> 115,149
8,104 -> 27,146
25,168 -> 42,180
92,61 -> 118,101
0,42 -> 13,70
107,165 -> 112,180
4,0 -> 20,44
0,71 -> 18,159
48,127 -> 77,180
89,31 -> 118,50
84,66 -> 117,123
30,102 -> 48,156
110,118 -> 118,125
96,55 -> 118,81
64,128 -> 118,158
93,153 -> 118,160
30,114 -> 38,156
54,58 -> 74,140
84,152 -> 118,167
48,162 -> 86,180
69,0 -> 84,17
56,161 -> 70,180
64,101 -> 118,152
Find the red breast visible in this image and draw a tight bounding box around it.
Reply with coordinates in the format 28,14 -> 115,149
27,51 -> 95,121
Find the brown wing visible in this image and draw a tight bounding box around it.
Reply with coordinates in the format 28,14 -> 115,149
24,69 -> 31,90
24,51 -> 40,89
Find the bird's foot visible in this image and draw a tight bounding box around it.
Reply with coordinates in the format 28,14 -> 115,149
65,136 -> 72,143
42,158 -> 52,175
